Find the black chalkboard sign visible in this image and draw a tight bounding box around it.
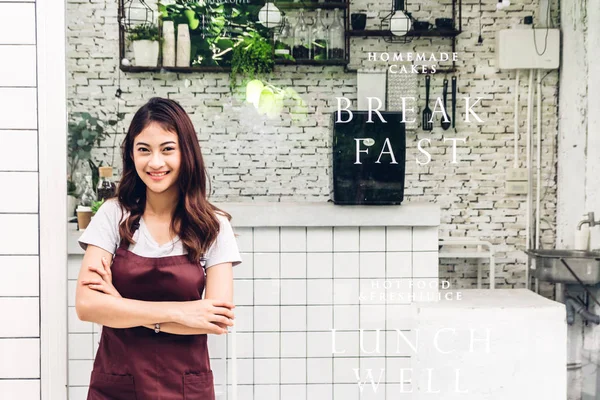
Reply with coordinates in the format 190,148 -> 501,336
332,111 -> 406,205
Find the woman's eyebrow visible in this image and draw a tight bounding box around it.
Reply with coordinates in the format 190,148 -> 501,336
136,141 -> 177,147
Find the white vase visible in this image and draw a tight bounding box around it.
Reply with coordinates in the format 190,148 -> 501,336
176,24 -> 191,67
133,40 -> 159,67
162,21 -> 176,67
67,195 -> 78,217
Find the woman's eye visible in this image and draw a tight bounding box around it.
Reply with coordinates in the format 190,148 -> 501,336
138,147 -> 175,152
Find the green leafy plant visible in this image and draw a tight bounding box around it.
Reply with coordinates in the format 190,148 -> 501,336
245,79 -> 308,121
230,30 -> 275,90
91,199 -> 105,215
127,23 -> 160,42
158,0 -> 265,68
67,112 -> 122,197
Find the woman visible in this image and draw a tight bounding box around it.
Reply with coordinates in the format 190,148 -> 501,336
75,97 -> 242,400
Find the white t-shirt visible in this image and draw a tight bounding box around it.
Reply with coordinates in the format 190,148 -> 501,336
78,198 -> 242,269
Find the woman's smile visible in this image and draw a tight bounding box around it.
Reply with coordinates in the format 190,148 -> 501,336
147,171 -> 170,181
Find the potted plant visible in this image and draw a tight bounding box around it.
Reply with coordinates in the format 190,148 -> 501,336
91,199 -> 105,217
67,112 -> 116,214
128,23 -> 160,67
230,30 -> 275,91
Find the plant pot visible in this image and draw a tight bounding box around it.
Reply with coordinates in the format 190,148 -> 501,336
132,40 -> 159,67
351,13 -> 367,30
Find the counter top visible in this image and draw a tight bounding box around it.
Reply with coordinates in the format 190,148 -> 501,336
68,201 -> 440,255
215,201 -> 440,228
418,289 -> 564,310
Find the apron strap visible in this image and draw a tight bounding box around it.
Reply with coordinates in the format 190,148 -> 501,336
117,221 -> 140,251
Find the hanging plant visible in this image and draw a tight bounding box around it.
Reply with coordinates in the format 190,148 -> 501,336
245,79 -> 308,121
230,30 -> 274,90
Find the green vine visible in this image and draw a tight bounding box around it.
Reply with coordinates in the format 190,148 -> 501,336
230,30 -> 274,91
127,23 -> 160,42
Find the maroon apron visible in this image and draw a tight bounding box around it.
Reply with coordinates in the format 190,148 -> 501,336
87,225 -> 215,400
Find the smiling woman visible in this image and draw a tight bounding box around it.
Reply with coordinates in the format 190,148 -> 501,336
75,97 -> 242,400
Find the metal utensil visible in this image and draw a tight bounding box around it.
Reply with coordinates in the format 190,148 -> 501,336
451,76 -> 457,129
422,74 -> 433,131
441,79 -> 451,130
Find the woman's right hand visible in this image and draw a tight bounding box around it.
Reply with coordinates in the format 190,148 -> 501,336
176,299 -> 235,335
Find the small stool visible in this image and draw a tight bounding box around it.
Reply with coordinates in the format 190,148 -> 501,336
438,238 -> 495,289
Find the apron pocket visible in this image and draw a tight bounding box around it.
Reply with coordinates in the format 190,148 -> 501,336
183,371 -> 215,400
89,371 -> 137,400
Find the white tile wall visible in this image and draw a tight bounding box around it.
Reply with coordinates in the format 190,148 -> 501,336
66,225 -> 439,399
0,6 -> 41,398
0,380 -> 40,400
0,298 -> 39,337
0,46 -> 36,87
0,4 -> 36,44
0,88 -> 37,129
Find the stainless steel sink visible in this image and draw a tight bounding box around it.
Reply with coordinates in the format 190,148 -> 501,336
526,249 -> 600,285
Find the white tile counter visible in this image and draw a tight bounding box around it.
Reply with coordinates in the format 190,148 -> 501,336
67,202 -> 441,400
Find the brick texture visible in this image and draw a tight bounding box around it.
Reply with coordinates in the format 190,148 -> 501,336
67,0 -> 560,295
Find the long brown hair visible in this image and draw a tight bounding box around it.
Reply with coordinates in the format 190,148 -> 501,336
115,97 -> 231,264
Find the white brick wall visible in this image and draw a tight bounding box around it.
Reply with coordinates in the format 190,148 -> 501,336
0,1 -> 42,397
66,0 -> 560,297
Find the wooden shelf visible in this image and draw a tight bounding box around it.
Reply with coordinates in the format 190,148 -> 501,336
276,1 -> 348,10
120,65 -> 231,73
347,28 -> 461,38
275,59 -> 348,66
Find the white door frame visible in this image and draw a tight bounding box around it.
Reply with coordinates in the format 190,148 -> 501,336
37,0 -> 68,398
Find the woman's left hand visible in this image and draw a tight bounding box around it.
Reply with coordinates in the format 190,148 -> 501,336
82,257 -> 122,298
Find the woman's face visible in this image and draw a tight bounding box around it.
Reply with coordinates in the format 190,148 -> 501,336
133,122 -> 181,194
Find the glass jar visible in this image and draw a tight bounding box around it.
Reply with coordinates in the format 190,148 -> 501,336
329,8 -> 345,60
274,16 -> 293,59
97,166 -> 117,201
311,8 -> 328,60
293,9 -> 311,60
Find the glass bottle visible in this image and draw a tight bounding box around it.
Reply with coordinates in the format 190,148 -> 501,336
274,16 -> 293,59
80,175 -> 97,207
329,8 -> 345,60
311,8 -> 328,60
97,166 -> 117,201
293,9 -> 311,60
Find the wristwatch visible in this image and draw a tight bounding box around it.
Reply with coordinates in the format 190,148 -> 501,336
154,323 -> 160,333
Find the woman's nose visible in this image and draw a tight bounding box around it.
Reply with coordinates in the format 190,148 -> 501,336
149,152 -> 166,168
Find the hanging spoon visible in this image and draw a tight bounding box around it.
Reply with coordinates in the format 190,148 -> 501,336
441,79 -> 451,130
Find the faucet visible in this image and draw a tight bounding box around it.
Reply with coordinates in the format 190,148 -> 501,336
578,212 -> 600,230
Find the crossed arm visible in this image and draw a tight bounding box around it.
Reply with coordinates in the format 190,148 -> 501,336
76,245 -> 234,336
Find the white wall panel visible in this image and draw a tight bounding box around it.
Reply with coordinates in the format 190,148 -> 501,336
0,214 -> 38,254
0,256 -> 38,296
0,338 -> 39,378
0,380 -> 40,400
0,88 -> 37,129
0,298 -> 39,337
0,45 -> 36,86
0,130 -> 37,171
0,4 -> 36,44
0,172 -> 38,212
